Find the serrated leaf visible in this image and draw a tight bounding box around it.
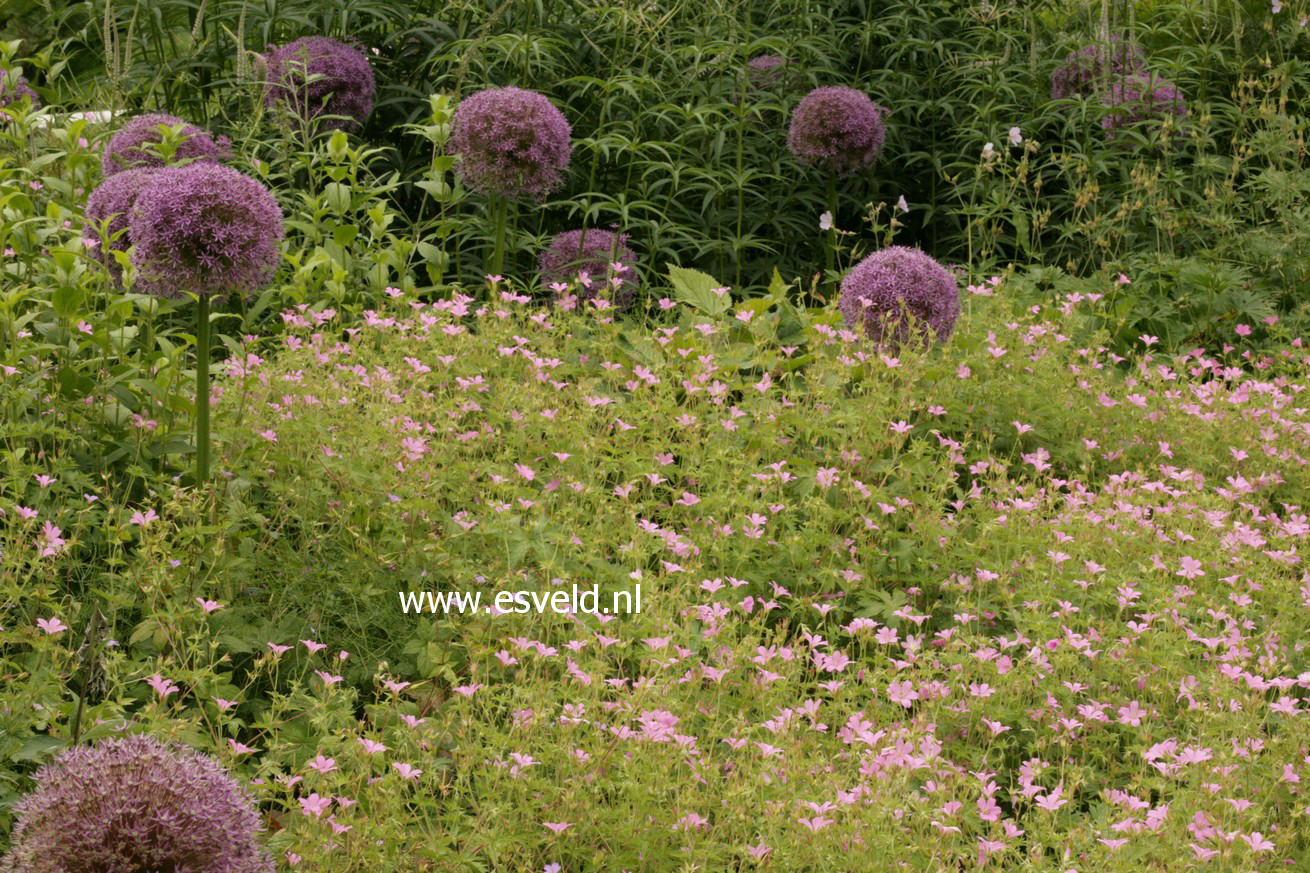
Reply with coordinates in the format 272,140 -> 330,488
667,264 -> 731,316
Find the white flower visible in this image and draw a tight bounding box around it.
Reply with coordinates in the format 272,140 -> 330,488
30,109 -> 123,130
982,142 -> 996,159
1272,0 -> 1282,13
896,196 -> 909,213
819,211 -> 834,232
1008,126 -> 1023,146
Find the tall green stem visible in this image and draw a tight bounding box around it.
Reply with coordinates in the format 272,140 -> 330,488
195,295 -> 211,484
489,196 -> 508,276
825,173 -> 838,280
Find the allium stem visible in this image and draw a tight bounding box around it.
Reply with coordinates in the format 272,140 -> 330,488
195,295 -> 211,484
825,174 -> 838,280
490,195 -> 508,276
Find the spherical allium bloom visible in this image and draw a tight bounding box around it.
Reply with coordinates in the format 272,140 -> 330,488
450,87 -> 572,202
0,69 -> 39,110
83,167 -> 162,284
787,86 -> 889,176
129,162 -> 283,297
2,734 -> 273,873
1050,34 -> 1147,100
264,36 -> 376,131
744,54 -> 787,90
1100,73 -> 1186,136
101,113 -> 230,177
838,246 -> 961,346
539,228 -> 638,308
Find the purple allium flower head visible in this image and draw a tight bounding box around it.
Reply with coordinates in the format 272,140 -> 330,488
101,113 -> 230,177
787,86 -> 889,176
129,162 -> 283,297
744,54 -> 787,90
1050,34 -> 1147,100
1,734 -> 273,873
1100,73 -> 1186,136
539,228 -> 638,308
264,36 -> 376,131
83,167 -> 162,285
0,69 -> 39,110
450,87 -> 572,202
839,246 -> 961,346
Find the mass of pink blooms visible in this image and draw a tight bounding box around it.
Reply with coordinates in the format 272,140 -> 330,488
118,276 -> 1304,869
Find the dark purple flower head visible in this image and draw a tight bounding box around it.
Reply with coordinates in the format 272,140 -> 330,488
2,734 -> 273,873
264,36 -> 376,131
1100,73 -> 1186,136
130,163 -> 283,297
539,228 -> 638,308
788,86 -> 888,176
0,69 -> 39,110
451,87 -> 572,202
838,246 -> 961,346
1051,34 -> 1147,100
101,113 -> 230,177
83,167 -> 162,285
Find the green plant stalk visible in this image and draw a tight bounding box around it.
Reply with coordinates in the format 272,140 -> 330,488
195,295 -> 211,484
142,297 -> 155,363
826,173 -> 837,280
489,196 -> 508,276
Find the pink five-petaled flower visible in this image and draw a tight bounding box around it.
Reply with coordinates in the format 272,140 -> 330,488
453,683 -> 484,697
146,673 -> 179,699
1034,783 -> 1069,813
798,815 -> 834,832
37,616 -> 69,635
392,762 -> 423,781
358,738 -> 387,754
226,739 -> 257,755
887,680 -> 918,708
40,521 -> 65,557
306,755 -> 337,774
1245,832 -> 1275,852
543,822 -> 571,834
299,793 -> 332,818
195,598 -> 223,614
130,508 -> 159,527
1117,700 -> 1147,726
314,670 -> 344,688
